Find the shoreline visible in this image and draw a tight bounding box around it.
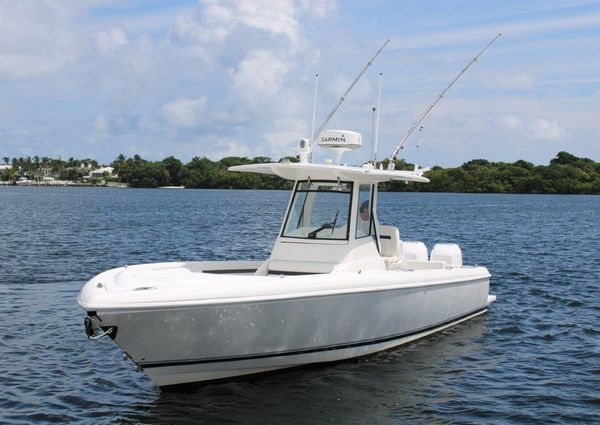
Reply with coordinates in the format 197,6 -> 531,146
1,184 -> 597,195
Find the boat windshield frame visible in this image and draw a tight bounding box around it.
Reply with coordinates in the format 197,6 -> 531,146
281,180 -> 354,241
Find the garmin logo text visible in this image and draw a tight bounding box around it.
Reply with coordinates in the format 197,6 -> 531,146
321,134 -> 346,143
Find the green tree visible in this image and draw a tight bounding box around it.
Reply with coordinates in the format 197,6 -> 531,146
2,167 -> 16,182
118,156 -> 169,188
550,151 -> 579,166
161,156 -> 183,186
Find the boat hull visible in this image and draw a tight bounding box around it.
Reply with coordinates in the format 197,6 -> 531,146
89,275 -> 491,387
143,307 -> 488,386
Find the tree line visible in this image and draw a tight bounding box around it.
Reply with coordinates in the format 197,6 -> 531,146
2,151 -> 599,194
109,154 -> 295,189
1,156 -> 99,182
385,151 -> 600,194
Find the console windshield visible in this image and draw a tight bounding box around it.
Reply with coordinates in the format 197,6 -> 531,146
282,181 -> 352,240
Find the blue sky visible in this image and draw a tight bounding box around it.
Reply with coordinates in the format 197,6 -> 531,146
1,0 -> 599,167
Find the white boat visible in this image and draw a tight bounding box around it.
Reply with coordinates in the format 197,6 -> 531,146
79,130 -> 494,387
16,177 -> 33,186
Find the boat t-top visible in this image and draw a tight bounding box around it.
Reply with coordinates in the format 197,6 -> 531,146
79,38 -> 499,387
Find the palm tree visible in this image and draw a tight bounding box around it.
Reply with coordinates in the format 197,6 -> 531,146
112,154 -> 126,183
3,167 -> 17,182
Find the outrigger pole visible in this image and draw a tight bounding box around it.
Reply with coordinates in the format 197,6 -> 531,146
312,39 -> 390,144
387,33 -> 502,167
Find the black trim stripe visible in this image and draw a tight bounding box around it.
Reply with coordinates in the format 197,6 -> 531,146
140,306 -> 487,369
204,269 -> 257,274
267,270 -> 323,276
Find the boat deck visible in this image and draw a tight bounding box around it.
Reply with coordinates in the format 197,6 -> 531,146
78,260 -> 491,310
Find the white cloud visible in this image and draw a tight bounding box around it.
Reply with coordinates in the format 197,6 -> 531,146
161,97 -> 208,127
139,116 -> 161,134
261,117 -> 307,158
232,50 -> 291,107
481,72 -> 536,90
7,0 -> 595,166
114,115 -> 135,133
508,13 -> 600,37
329,74 -> 373,103
213,138 -> 252,159
0,0 -> 335,161
203,3 -> 234,24
497,114 -> 570,142
0,1 -> 81,78
95,27 -> 129,54
157,0 -> 335,146
95,116 -> 109,134
170,0 -> 308,47
394,12 -> 600,49
237,0 -> 300,44
498,114 -> 522,130
527,118 -> 570,141
298,0 -> 337,18
172,7 -> 231,44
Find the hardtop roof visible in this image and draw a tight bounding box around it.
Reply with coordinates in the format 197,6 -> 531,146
228,162 -> 429,183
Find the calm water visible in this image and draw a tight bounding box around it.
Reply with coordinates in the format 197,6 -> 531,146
0,187 -> 598,424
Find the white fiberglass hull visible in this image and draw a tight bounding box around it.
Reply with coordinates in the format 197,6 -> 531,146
79,261 -> 492,387
141,306 -> 488,387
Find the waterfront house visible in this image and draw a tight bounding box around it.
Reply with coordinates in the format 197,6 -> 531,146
89,167 -> 114,178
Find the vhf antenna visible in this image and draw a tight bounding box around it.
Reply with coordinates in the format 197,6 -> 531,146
370,73 -> 383,164
312,39 -> 390,145
387,33 -> 502,168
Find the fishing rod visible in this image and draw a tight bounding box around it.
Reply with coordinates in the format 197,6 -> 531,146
388,33 -> 502,164
373,72 -> 383,163
312,38 -> 390,145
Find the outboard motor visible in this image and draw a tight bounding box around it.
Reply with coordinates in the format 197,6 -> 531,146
431,243 -> 463,267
